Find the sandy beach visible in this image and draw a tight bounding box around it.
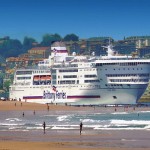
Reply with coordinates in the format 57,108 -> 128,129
0,101 -> 150,150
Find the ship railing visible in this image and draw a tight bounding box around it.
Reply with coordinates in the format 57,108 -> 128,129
107,81 -> 149,84
14,82 -> 31,86
53,63 -> 78,68
107,78 -> 149,84
107,77 -> 149,80
98,57 -> 144,60
17,66 -> 50,70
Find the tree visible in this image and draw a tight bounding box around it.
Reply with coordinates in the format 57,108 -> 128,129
23,36 -> 37,52
40,33 -> 62,46
63,34 -> 79,41
3,80 -> 11,92
0,39 -> 22,57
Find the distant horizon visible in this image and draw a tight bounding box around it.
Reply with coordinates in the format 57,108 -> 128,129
0,0 -> 150,42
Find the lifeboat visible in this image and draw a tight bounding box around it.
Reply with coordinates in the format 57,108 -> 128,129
40,75 -> 51,81
33,76 -> 40,81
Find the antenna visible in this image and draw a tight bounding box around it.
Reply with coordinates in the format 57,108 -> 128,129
102,38 -> 116,57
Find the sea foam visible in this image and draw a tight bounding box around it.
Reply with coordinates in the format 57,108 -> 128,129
111,119 -> 150,125
5,118 -> 22,122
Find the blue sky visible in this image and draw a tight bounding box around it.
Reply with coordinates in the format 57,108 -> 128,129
0,0 -> 150,42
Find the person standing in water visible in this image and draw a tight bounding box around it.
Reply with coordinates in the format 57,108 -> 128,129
80,122 -> 83,135
22,112 -> 24,117
43,121 -> 46,134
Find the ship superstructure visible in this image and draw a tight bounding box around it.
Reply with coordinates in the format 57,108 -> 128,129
9,42 -> 150,105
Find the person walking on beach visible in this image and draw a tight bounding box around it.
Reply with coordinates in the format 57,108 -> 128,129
43,121 -> 46,134
47,105 -> 49,111
80,122 -> 83,135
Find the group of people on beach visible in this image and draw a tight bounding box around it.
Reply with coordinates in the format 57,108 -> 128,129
42,121 -> 83,135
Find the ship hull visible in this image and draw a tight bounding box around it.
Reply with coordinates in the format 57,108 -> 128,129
9,83 -> 148,105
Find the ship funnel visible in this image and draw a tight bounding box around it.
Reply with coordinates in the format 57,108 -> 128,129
51,42 -> 68,62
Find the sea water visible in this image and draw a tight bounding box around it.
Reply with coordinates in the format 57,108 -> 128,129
0,108 -> 150,131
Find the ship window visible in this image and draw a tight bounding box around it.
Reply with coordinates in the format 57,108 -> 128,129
60,80 -> 75,84
63,75 -> 77,78
59,69 -> 78,72
84,75 -> 97,78
17,77 -> 31,80
84,80 -> 100,83
16,71 -> 32,75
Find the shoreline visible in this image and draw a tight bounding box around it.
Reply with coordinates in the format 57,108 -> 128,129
0,130 -> 150,150
0,101 -> 150,150
0,100 -> 150,111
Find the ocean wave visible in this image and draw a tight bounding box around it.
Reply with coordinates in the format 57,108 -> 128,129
9,127 -> 19,130
57,115 -> 68,121
81,119 -> 101,123
144,125 -> 150,129
111,119 -> 150,125
137,111 -> 150,113
5,118 -> 22,122
0,123 -> 22,126
51,126 -> 77,130
111,112 -> 129,115
57,115 -> 72,121
26,127 -> 43,130
94,127 -> 145,130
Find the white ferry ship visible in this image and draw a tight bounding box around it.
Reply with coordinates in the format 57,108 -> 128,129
9,42 -> 150,105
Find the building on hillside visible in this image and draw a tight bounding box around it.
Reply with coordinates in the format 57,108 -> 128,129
6,46 -> 51,70
28,47 -> 51,58
65,40 -> 107,56
114,41 -> 136,55
138,46 -> 150,58
136,39 -> 150,49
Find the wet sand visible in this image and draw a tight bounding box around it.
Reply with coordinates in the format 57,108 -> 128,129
0,101 -> 150,150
